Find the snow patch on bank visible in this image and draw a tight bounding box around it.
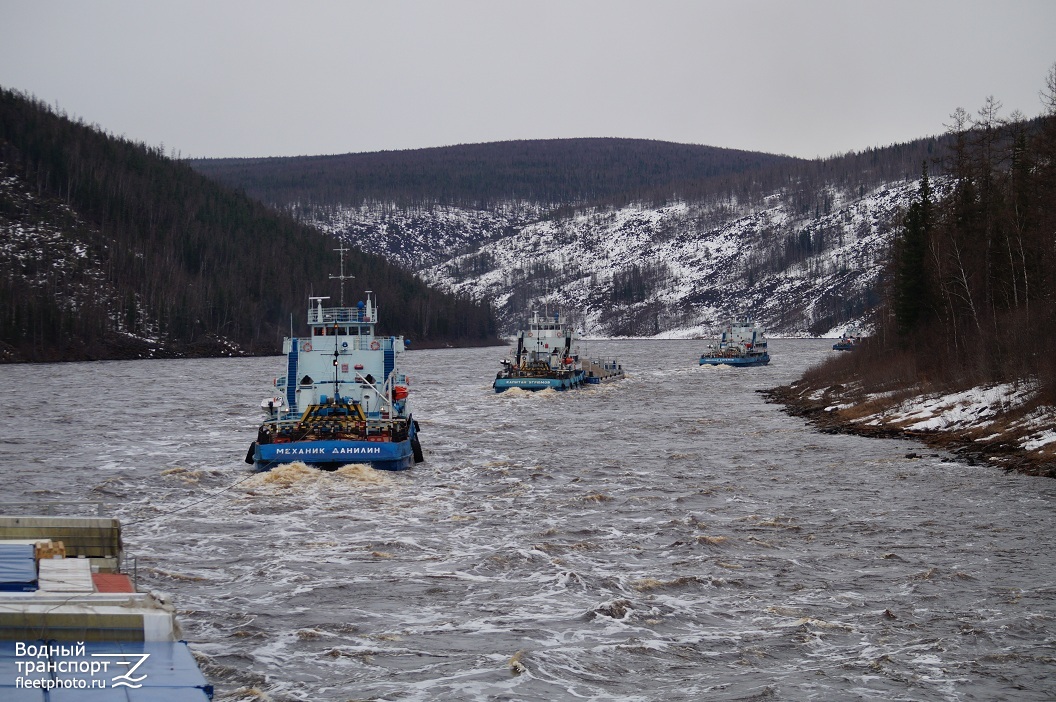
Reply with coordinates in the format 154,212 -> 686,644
849,382 -> 1056,455
881,384 -> 1032,430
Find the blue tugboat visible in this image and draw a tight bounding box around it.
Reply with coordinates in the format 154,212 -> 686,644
699,316 -> 771,367
832,326 -> 861,351
494,311 -> 625,392
246,246 -> 422,471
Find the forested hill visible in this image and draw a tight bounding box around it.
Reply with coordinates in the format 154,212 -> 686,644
0,88 -> 498,363
187,125 -> 956,338
189,138 -> 804,209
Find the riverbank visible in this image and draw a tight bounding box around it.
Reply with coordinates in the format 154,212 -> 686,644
762,378 -> 1056,479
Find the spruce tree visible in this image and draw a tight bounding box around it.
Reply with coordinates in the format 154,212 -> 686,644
893,162 -> 932,336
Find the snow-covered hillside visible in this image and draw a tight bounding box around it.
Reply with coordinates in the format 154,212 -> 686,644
298,179 -> 936,338
299,202 -> 548,270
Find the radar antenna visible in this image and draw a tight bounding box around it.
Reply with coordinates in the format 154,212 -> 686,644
330,242 -> 355,307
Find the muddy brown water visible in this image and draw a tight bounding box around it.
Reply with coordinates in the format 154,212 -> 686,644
3,339 -> 1054,701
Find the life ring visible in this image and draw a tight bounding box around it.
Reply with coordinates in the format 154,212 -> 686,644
300,341 -> 312,352
526,331 -> 533,337
370,340 -> 381,350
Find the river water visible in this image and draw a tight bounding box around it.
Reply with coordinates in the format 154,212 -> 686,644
3,339 -> 1055,701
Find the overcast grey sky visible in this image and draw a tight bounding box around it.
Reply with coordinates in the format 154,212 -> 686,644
1,0 -> 1053,160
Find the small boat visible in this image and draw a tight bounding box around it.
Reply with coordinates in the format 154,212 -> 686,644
246,247 -> 422,471
699,316 -> 770,367
494,311 -> 625,392
832,327 -> 861,351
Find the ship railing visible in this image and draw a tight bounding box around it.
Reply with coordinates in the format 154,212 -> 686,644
356,370 -> 398,416
120,551 -> 140,591
308,306 -> 376,325
306,336 -> 377,351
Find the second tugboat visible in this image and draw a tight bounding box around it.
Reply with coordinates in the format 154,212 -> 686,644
246,246 -> 423,471
832,326 -> 861,351
699,316 -> 771,367
494,311 -> 625,392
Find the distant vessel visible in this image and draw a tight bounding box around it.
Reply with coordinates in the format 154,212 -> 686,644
494,311 -> 625,391
832,327 -> 861,351
699,316 -> 771,367
247,246 -> 422,471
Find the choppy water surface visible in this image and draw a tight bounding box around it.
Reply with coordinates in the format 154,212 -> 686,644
3,340 -> 1055,701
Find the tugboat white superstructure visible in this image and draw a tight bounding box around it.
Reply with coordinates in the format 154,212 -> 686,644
699,315 -> 771,367
832,326 -> 861,351
494,311 -> 625,392
247,247 -> 422,471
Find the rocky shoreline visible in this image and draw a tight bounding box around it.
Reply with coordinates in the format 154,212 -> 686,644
761,381 -> 1056,479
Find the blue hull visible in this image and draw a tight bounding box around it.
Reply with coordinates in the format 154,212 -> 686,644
493,371 -> 585,392
586,373 -> 625,384
699,353 -> 770,367
254,438 -> 415,471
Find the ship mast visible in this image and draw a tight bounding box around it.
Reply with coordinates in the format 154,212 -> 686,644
329,242 -> 355,307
